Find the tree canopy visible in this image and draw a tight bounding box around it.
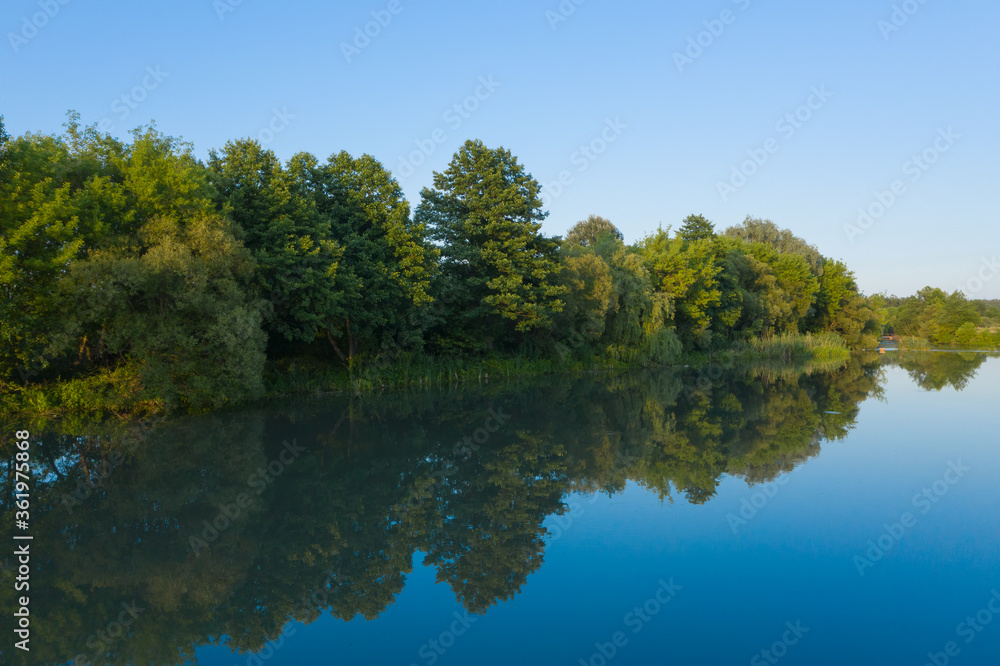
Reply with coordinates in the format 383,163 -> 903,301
1,114 -> 902,414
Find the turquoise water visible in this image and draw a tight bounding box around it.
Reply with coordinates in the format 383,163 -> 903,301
3,354 -> 999,665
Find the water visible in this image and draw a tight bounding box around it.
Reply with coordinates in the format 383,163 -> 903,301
2,354 -> 999,665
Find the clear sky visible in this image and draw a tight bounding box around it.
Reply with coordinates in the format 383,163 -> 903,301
2,0 -> 997,298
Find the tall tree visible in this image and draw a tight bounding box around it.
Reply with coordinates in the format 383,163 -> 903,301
208,140 -> 344,348
318,151 -> 437,361
415,140 -> 564,351
677,214 -> 716,243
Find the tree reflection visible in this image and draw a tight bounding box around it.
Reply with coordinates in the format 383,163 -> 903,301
884,351 -> 993,391
1,356 -> 892,664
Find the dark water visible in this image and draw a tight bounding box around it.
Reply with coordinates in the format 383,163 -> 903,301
2,353 -> 999,665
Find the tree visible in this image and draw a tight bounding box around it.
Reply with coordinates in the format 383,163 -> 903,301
725,216 -> 824,274
48,127 -> 270,410
809,259 -> 881,348
0,127 -> 86,381
564,215 -> 624,248
641,228 -> 721,347
415,140 -> 564,350
885,287 -> 981,345
63,213 -> 268,410
208,140 -> 344,348
0,115 -> 149,383
318,151 -> 437,361
556,253 -> 616,348
677,214 -> 715,242
744,242 -> 819,334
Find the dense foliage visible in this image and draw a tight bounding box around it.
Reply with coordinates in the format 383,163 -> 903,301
2,115 -> 891,413
884,288 -> 1000,349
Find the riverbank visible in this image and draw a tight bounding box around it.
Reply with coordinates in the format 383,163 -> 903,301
0,333 -> 852,420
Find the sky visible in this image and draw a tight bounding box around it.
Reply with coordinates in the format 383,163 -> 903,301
2,0 -> 997,298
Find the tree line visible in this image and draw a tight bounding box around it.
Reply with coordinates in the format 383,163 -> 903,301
883,288 -> 1000,349
2,113 -> 888,412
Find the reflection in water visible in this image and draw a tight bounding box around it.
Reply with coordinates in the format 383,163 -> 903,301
882,350 -> 994,391
3,353 -> 968,665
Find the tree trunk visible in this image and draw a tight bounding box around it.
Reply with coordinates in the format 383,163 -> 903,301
327,331 -> 348,365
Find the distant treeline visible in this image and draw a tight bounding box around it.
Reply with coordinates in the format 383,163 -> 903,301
0,112 -> 907,414
884,290 -> 1000,349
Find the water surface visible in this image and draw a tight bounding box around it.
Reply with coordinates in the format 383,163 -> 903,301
2,353 -> 999,665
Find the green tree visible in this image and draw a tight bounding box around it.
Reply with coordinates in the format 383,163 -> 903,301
63,214 -> 267,410
208,140 -> 344,348
809,259 -> 881,348
56,128 -> 269,410
318,151 -> 437,361
677,214 -> 716,242
415,140 -> 564,350
641,228 -> 721,347
744,242 -> 819,334
564,214 -> 624,248
556,252 -> 616,349
0,116 -> 124,381
725,216 -> 824,274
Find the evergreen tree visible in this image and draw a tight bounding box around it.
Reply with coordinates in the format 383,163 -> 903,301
415,140 -> 564,351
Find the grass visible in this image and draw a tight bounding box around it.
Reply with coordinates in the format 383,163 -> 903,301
0,365 -> 164,420
732,332 -> 851,364
897,336 -> 932,350
3,333 -> 855,419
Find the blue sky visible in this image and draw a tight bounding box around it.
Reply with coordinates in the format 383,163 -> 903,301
2,0 -> 997,298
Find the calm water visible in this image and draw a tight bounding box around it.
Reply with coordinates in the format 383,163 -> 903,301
3,353 -> 999,665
